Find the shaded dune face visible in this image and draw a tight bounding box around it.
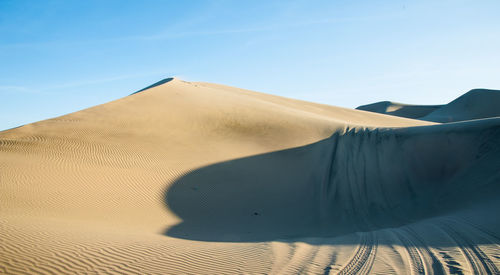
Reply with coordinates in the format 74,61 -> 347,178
358,89 -> 500,123
356,101 -> 442,119
165,119 -> 500,242
422,89 -> 500,123
130,77 -> 174,95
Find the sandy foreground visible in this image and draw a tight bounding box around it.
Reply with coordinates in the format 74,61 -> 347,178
1,78 -> 499,274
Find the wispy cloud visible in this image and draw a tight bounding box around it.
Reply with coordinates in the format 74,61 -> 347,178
42,72 -> 160,90
124,13 -> 404,42
0,85 -> 41,94
1,71 -> 171,95
1,11 -> 405,49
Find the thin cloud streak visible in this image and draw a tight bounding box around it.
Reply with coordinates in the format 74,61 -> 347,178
0,12 -> 405,49
124,13 -> 405,41
0,86 -> 41,95
1,71 -> 171,95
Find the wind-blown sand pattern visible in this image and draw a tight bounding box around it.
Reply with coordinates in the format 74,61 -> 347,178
1,78 -> 499,274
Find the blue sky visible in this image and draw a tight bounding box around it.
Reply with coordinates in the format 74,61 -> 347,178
1,0 -> 499,130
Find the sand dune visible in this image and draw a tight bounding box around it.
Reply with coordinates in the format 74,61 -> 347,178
356,101 -> 442,119
358,88 -> 500,123
1,78 -> 499,274
422,89 -> 500,123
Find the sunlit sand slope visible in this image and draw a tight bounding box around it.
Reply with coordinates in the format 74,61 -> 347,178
1,79 -> 499,274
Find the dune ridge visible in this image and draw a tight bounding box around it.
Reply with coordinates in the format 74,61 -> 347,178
1,78 -> 499,274
357,88 -> 500,123
421,89 -> 500,123
356,101 -> 442,119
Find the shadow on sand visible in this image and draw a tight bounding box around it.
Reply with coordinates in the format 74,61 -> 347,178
163,124 -> 500,244
130,77 -> 174,95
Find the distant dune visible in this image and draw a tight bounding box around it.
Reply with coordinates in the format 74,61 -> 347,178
421,89 -> 500,123
1,79 -> 499,274
356,101 -> 442,119
357,88 -> 500,123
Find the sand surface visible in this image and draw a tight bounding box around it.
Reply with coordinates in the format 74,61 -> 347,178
356,101 -> 442,119
1,78 -> 499,274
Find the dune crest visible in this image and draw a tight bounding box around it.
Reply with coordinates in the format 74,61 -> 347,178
357,88 -> 500,123
1,79 -> 499,274
356,101 -> 442,119
422,89 -> 500,122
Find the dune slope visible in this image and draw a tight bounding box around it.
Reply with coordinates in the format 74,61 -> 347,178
422,89 -> 500,123
356,101 -> 442,119
1,79 -> 499,274
358,88 -> 500,123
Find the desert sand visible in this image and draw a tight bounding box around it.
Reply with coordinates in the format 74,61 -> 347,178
1,78 -> 499,274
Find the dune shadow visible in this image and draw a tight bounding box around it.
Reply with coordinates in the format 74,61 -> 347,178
164,139 -> 334,242
163,123 -> 500,244
356,101 -> 443,119
130,77 -> 174,95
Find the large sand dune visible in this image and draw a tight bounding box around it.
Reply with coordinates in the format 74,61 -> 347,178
1,78 -> 499,274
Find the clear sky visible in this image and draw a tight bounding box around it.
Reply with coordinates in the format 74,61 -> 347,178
1,0 -> 499,130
